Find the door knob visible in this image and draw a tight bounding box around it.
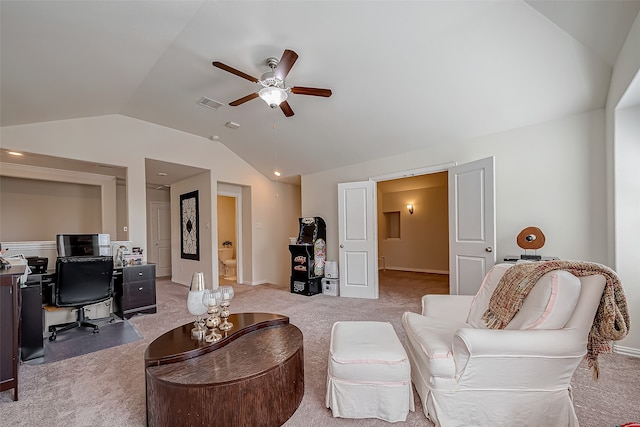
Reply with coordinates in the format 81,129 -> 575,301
485,247 -> 493,252
339,244 -> 344,248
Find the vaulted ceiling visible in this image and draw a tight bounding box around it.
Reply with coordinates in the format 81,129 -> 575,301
2,1 -> 639,181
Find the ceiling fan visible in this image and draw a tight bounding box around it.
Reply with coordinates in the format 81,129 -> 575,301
212,49 -> 332,117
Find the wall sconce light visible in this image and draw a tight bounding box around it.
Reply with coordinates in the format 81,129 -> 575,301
406,204 -> 414,215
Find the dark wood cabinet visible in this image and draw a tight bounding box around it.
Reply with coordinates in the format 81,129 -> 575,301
113,264 -> 156,319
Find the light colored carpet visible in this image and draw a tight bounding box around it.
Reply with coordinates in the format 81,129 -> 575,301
1,270 -> 638,426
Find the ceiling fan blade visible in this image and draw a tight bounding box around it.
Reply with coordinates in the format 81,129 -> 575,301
229,92 -> 259,106
280,101 -> 294,117
291,86 -> 332,97
274,49 -> 299,81
212,61 -> 259,83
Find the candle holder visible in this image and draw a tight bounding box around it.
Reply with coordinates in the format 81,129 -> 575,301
187,272 -> 208,340
218,285 -> 235,331
202,289 -> 222,343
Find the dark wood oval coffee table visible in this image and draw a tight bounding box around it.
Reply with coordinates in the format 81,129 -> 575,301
144,312 -> 304,427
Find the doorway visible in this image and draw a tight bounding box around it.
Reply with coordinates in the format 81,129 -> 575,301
338,157 -> 495,299
376,172 -> 449,275
374,171 -> 450,300
217,195 -> 238,284
217,183 -> 243,285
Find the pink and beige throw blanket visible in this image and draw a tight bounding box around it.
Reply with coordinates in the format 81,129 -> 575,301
482,260 -> 630,379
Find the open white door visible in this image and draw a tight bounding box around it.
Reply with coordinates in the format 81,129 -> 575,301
448,156 -> 496,295
338,181 -> 378,299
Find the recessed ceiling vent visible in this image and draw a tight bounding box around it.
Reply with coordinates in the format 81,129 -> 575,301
197,96 -> 223,110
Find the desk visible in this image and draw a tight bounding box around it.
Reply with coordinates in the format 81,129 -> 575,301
35,263 -> 156,321
0,266 -> 26,400
145,313 -> 304,427
18,264 -> 156,363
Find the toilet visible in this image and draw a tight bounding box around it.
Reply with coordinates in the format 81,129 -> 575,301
218,247 -> 236,280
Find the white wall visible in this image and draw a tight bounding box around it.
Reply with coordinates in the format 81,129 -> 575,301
614,105 -> 640,354
171,171 -> 212,287
0,114 -> 294,286
302,109 -> 607,268
607,13 -> 640,354
146,188 -> 170,204
116,182 -> 128,241
273,182 -> 302,287
0,163 -> 118,238
0,176 -> 102,241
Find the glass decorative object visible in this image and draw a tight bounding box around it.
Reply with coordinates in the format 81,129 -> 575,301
202,288 -> 222,343
187,272 -> 208,339
218,285 -> 235,331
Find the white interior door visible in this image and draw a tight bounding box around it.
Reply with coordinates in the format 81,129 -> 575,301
448,156 -> 496,295
150,201 -> 172,277
338,181 -> 378,299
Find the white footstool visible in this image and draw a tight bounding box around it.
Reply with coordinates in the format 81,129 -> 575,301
326,321 -> 414,422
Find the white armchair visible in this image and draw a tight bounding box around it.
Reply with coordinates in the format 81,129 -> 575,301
401,263 -> 607,427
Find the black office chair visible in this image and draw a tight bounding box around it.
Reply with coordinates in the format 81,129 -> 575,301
48,256 -> 114,341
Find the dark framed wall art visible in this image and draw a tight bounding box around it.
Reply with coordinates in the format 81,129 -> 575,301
180,190 -> 200,260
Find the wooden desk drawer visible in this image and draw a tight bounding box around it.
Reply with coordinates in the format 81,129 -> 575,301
123,280 -> 156,311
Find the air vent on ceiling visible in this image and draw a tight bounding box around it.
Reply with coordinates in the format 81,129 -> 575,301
197,97 -> 224,110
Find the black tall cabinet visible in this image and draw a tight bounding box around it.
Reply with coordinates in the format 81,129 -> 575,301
20,278 -> 44,361
288,217 -> 326,296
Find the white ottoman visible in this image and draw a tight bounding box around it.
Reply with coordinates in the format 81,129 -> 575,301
326,321 -> 414,422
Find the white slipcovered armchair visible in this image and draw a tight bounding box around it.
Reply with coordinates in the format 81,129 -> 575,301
401,263 -> 607,427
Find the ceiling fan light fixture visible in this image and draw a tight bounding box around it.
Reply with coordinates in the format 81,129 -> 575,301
259,86 -> 288,108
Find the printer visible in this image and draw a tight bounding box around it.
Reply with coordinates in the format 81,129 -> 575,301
26,256 -> 48,274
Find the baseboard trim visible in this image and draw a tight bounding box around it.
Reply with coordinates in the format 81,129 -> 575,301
613,344 -> 640,357
382,266 -> 449,275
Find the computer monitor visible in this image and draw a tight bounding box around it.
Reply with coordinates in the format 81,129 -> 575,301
56,234 -> 101,257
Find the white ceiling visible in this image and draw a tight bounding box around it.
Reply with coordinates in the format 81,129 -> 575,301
2,1 -> 639,181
